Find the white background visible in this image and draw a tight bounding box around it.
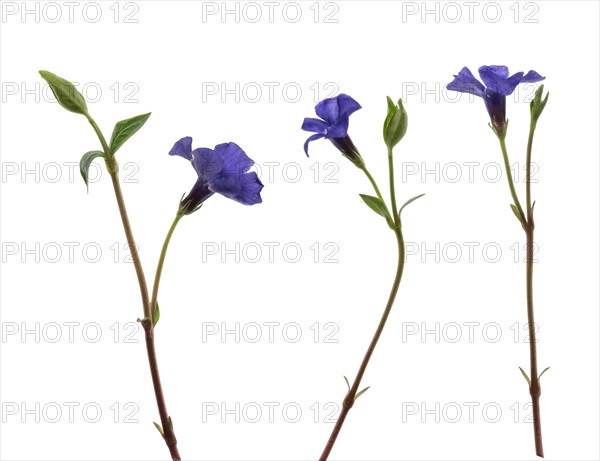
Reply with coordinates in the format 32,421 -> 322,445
1,1 -> 599,460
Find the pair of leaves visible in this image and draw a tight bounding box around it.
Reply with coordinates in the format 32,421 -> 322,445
79,113 -> 151,190
153,415 -> 174,437
519,366 -> 551,387
343,376 -> 370,402
360,193 -> 425,228
510,202 -> 536,227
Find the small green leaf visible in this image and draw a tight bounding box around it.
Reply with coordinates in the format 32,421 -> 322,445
39,70 -> 88,115
79,150 -> 104,191
510,204 -> 523,223
109,112 -> 151,155
399,193 -> 425,217
359,194 -> 394,228
519,367 -> 531,386
538,367 -> 550,381
153,421 -> 164,436
343,376 -> 350,391
153,302 -> 160,326
354,386 -> 370,401
168,416 -> 174,431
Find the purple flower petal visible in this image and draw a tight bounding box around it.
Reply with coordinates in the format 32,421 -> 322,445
191,147 -> 222,181
207,170 -> 263,205
301,117 -> 329,134
239,171 -> 264,205
335,94 -> 362,117
214,142 -> 254,176
303,133 -> 325,156
325,116 -> 350,139
479,66 -> 526,95
315,94 -> 361,125
521,70 -> 545,83
486,65 -> 510,79
169,136 -> 193,160
447,67 -> 485,98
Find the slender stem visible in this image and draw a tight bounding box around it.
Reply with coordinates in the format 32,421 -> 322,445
360,164 -> 385,204
150,212 -> 184,322
86,115 -> 181,460
319,229 -> 405,461
107,166 -> 152,318
525,121 -> 543,458
526,122 -> 536,217
526,226 -> 543,457
497,135 -> 526,224
387,147 -> 399,225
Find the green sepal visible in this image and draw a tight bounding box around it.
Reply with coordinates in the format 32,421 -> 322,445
399,193 -> 425,218
530,85 -> 549,125
79,150 -> 105,192
39,70 -> 88,115
153,302 -> 160,326
359,194 -> 394,228
518,367 -> 531,386
153,421 -> 164,436
109,112 -> 151,155
343,376 -> 350,391
538,367 -> 550,381
383,96 -> 408,150
354,386 -> 370,401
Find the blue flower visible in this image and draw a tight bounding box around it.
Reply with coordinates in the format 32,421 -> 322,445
169,137 -> 263,213
447,66 -> 545,130
302,94 -> 364,167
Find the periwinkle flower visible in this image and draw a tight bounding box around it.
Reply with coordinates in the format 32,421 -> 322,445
447,65 -> 545,133
302,94 -> 364,167
169,137 -> 263,214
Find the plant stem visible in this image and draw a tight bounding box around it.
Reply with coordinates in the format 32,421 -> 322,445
525,121 -> 543,458
387,147 -> 399,225
150,212 -> 184,322
497,135 -> 526,224
526,122 -> 536,218
360,164 -> 385,204
526,225 -> 543,457
86,115 -> 181,460
319,228 -> 405,461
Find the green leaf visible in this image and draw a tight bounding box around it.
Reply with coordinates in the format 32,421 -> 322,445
538,367 -> 550,381
79,151 -> 105,191
153,421 -> 164,436
510,204 -> 524,224
354,386 -> 370,401
109,112 -> 151,154
153,302 -> 160,326
399,193 -> 425,217
359,194 -> 394,228
168,416 -> 174,431
39,70 -> 88,115
518,367 -> 531,386
343,376 -> 350,391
